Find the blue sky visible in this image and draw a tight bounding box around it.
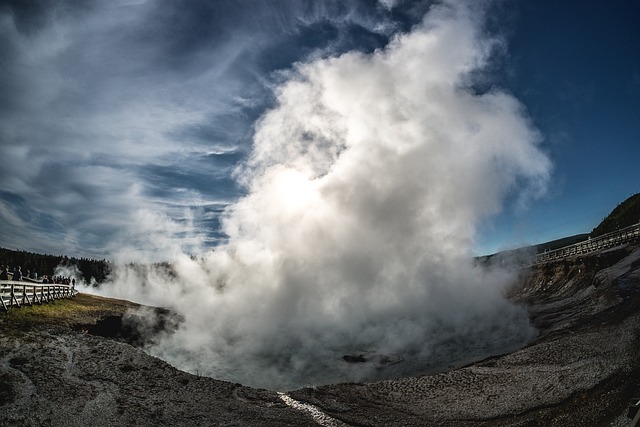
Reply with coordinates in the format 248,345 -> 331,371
0,0 -> 638,260
476,0 -> 640,253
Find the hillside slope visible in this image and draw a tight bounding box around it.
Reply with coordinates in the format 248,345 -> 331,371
592,193 -> 640,237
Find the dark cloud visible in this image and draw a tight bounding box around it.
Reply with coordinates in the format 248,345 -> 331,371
0,0 -> 64,35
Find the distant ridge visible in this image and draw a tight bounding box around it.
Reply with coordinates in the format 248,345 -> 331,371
536,193 -> 640,253
524,192 -> 640,253
482,192 -> 640,260
535,233 -> 590,253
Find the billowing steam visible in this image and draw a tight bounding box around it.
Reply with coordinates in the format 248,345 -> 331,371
90,1 -> 550,390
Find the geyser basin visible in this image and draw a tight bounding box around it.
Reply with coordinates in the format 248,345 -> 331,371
141,314 -> 534,391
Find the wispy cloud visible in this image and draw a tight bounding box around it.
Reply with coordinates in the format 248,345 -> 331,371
0,0 -> 398,258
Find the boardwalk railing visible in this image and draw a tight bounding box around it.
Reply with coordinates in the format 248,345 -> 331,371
0,281 -> 78,312
533,222 -> 640,265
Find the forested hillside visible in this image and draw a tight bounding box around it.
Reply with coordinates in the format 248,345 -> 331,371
591,193 -> 640,237
0,247 -> 110,284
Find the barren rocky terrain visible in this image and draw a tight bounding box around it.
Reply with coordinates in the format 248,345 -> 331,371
289,244 -> 640,426
2,243 -> 640,426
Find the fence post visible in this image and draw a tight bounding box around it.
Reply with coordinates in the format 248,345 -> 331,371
10,283 -> 20,308
1,284 -> 8,312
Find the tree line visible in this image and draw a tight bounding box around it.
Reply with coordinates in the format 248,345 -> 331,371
591,193 -> 640,237
0,247 -> 110,285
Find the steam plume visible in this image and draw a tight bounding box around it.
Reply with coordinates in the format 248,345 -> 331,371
94,1 -> 550,390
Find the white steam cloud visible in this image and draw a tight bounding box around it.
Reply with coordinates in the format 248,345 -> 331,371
93,1 -> 550,390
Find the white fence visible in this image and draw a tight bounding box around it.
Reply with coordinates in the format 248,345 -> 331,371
533,222 -> 640,264
0,281 -> 78,312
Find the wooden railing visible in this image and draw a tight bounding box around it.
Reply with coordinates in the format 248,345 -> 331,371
0,281 -> 78,312
533,222 -> 640,265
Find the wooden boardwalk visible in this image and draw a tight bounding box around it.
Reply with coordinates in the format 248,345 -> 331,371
533,222 -> 640,265
0,280 -> 77,312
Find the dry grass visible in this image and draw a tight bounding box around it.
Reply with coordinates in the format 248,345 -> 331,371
0,293 -> 140,336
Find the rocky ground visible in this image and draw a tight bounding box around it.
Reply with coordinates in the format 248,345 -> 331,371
0,295 -> 318,427
2,243 -> 640,426
289,244 -> 640,426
